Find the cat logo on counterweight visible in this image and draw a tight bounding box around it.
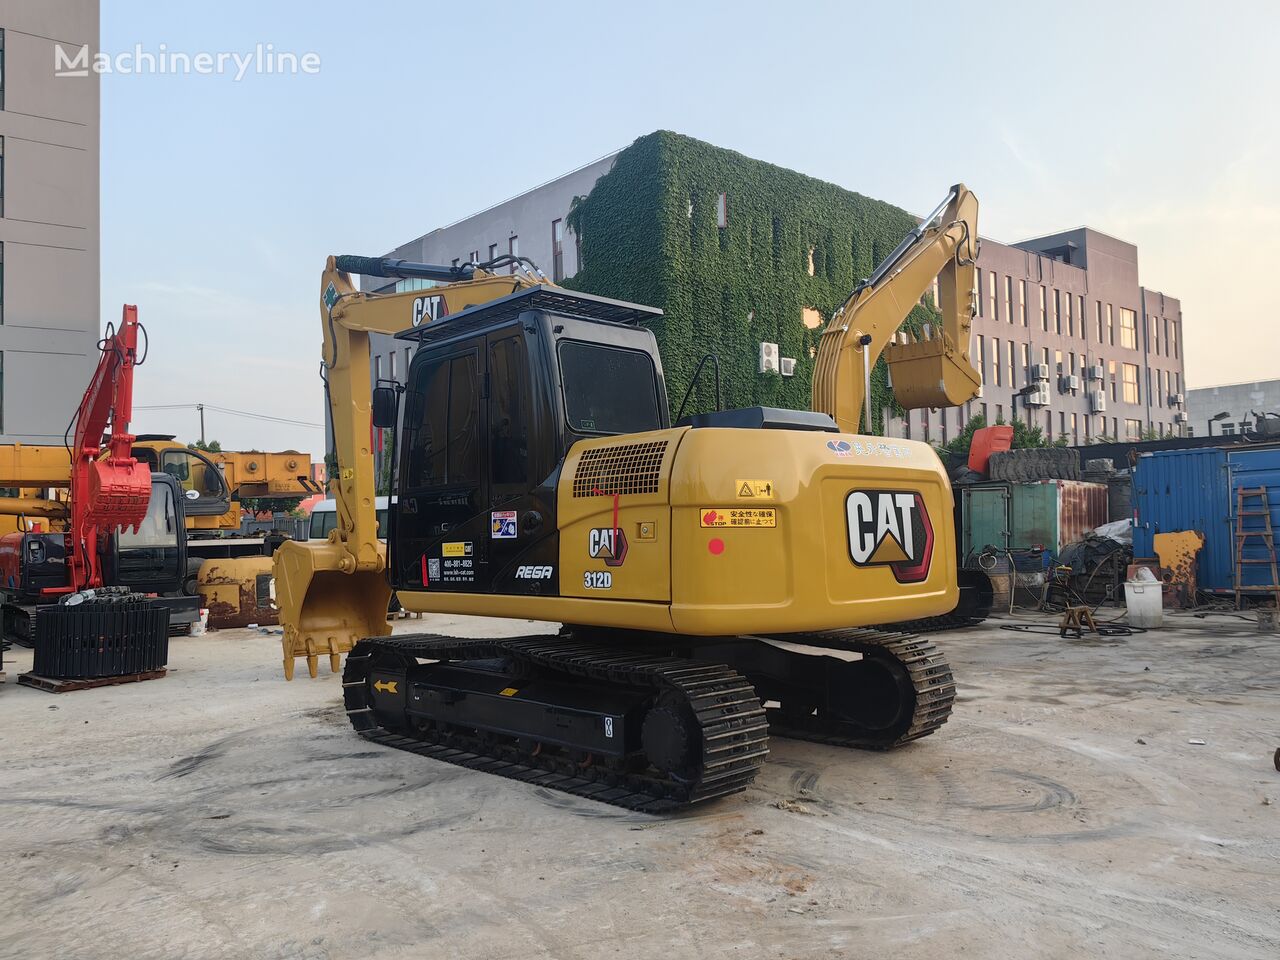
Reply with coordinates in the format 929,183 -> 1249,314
845,490 -> 934,584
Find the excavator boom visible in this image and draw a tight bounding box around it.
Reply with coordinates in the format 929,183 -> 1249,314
273,254 -> 545,678
812,184 -> 981,432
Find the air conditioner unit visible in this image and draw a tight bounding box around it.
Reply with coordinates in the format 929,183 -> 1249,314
1060,375 -> 1080,392
1169,392 -> 1185,406
1089,390 -> 1107,413
1031,363 -> 1051,382
1085,364 -> 1105,381
1026,386 -> 1051,407
1174,411 -> 1189,423
779,357 -> 796,377
758,341 -> 780,374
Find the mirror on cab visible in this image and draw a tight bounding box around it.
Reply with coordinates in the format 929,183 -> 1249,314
372,384 -> 398,429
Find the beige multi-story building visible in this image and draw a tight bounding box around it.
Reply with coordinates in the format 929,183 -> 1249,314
0,0 -> 100,443
888,227 -> 1187,444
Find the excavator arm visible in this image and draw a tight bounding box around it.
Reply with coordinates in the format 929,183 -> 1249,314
812,184 -> 982,433
272,254 -> 545,678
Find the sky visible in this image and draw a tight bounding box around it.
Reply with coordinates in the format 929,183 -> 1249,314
101,0 -> 1280,459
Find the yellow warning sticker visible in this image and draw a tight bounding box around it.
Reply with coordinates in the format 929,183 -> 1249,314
735,479 -> 775,500
700,507 -> 777,528
441,541 -> 472,558
499,687 -> 520,697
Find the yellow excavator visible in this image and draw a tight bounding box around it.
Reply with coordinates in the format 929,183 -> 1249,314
273,185 -> 981,811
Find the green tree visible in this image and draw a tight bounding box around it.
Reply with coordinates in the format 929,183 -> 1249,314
240,495 -> 304,516
189,439 -> 222,453
940,413 -> 1050,459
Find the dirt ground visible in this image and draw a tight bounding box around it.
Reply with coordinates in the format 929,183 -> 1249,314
0,611 -> 1277,960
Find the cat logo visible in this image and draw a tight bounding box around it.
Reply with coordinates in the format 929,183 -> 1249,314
844,490 -> 934,584
588,527 -> 628,567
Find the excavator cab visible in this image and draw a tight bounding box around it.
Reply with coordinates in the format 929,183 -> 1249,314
385,288 -> 667,598
132,438 -> 231,517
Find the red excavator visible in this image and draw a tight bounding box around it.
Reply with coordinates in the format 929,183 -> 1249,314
0,306 -> 198,685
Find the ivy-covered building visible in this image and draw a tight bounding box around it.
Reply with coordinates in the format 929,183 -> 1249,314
359,130 -> 1186,444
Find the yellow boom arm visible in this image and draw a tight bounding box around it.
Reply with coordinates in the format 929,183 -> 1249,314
812,184 -> 981,432
272,255 -> 543,678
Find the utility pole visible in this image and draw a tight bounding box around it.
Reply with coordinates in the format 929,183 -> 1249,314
198,403 -> 205,445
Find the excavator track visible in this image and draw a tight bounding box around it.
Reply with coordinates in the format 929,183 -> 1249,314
749,629 -> 956,750
342,633 -> 770,813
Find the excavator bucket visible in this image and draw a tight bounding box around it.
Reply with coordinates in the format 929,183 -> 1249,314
884,333 -> 982,411
271,539 -> 392,680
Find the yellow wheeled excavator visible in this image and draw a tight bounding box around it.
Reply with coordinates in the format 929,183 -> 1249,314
273,185 -> 982,812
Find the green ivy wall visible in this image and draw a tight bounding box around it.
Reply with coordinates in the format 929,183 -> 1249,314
564,131 -> 939,432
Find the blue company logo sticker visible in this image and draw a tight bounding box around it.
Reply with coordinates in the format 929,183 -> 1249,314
827,440 -> 853,456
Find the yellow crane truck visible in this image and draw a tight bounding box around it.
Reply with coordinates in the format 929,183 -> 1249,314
274,185 -> 982,811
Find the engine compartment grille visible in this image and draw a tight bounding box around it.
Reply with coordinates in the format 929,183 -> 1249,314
572,440 -> 668,497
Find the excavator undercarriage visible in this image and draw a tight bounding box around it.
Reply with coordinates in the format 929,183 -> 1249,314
343,627 -> 953,812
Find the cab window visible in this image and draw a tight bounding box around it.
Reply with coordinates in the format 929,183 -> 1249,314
558,341 -> 661,435
404,352 -> 480,489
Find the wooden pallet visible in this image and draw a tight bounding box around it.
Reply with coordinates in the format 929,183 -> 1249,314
16,668 -> 167,693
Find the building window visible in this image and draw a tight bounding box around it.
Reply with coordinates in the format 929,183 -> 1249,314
488,243 -> 498,263
981,402 -> 988,422
1021,342 -> 1030,383
987,271 -> 997,321
976,335 -> 985,383
0,30 -> 5,112
0,136 -> 5,218
1053,290 -> 1062,334
1109,360 -> 1117,402
451,258 -> 459,269
1004,276 -> 1014,323
995,404 -> 1003,424
1119,308 -> 1137,349
1006,339 -> 1015,387
1105,304 -> 1114,345
1063,292 -> 1073,337
1060,411 -> 1067,437
1171,320 -> 1179,359
1068,352 -> 1076,377
975,269 -> 983,317
373,355 -> 382,383
508,235 -> 519,274
404,346 -> 411,376
1150,314 -> 1159,354
1055,349 -> 1063,376
1019,280 -> 1028,325
1071,413 -> 1079,445
1158,369 -> 1165,405
0,351 -> 4,431
1122,363 -> 1140,404
1039,286 -> 1047,331
469,250 -> 479,265
1125,418 -> 1142,440
992,338 -> 1001,386
389,350 -> 397,382
1096,301 -> 1104,342
716,192 -> 728,229
551,219 -> 565,282
0,241 -> 4,325
1046,410 -> 1053,440
1078,296 -> 1085,339
1041,346 -> 1050,367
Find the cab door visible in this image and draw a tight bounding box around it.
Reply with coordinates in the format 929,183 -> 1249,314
392,342 -> 488,593
483,330 -> 558,595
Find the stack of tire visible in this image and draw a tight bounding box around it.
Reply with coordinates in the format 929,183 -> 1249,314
987,447 -> 1082,482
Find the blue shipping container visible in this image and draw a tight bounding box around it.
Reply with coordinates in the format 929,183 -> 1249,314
1133,445 -> 1280,593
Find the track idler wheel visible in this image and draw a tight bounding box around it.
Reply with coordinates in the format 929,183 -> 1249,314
641,694 -> 701,781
